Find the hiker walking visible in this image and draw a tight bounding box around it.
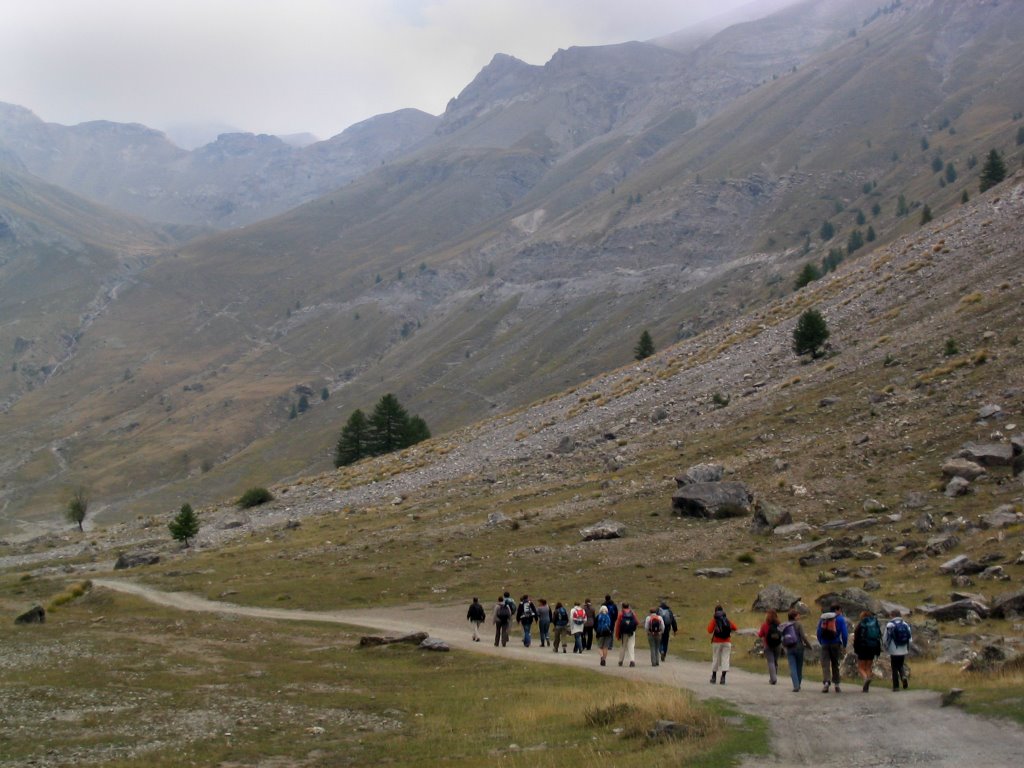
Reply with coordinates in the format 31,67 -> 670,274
493,596 -> 512,647
516,594 -> 537,647
616,602 -> 639,667
570,601 -> 586,653
551,601 -> 570,653
582,598 -> 596,651
707,604 -> 737,684
756,609 -> 784,685
884,610 -> 912,691
656,601 -> 678,661
780,608 -> 813,692
595,605 -> 614,666
644,608 -> 665,666
853,610 -> 883,692
536,598 -> 552,647
466,596 -> 486,642
603,594 -> 619,649
817,603 -> 849,693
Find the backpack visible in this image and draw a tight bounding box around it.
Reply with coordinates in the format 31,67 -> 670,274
496,603 -> 512,624
571,607 -> 586,627
619,611 -> 638,635
469,603 -> 485,622
657,606 -> 673,629
781,621 -> 799,648
554,606 -> 569,626
596,612 -> 612,637
891,620 -> 912,646
520,602 -> 534,621
766,621 -> 782,649
648,615 -> 663,635
713,613 -> 732,640
818,614 -> 838,643
860,616 -> 882,652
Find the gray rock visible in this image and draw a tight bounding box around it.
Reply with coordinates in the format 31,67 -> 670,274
935,638 -> 975,665
14,604 -> 45,624
815,587 -> 882,616
749,501 -> 792,534
920,599 -> 990,621
951,574 -> 975,588
774,522 -> 814,536
359,632 -> 429,647
486,511 -> 510,528
648,720 -> 693,740
671,481 -> 752,519
991,586 -> 1024,619
553,435 -> 576,454
114,552 -> 160,570
915,513 -> 936,532
925,534 -> 960,556
980,506 -> 1021,529
958,442 -> 1013,467
939,555 -> 985,575
694,567 -> 733,578
979,566 -> 1009,581
903,492 -> 929,509
752,584 -> 802,612
978,404 -> 1003,420
941,688 -> 966,707
951,591 -> 988,604
878,600 -> 912,618
945,477 -> 972,497
650,406 -> 669,423
419,637 -> 450,652
674,463 -> 724,487
580,520 -> 626,541
942,458 -> 987,481
819,396 -> 840,407
863,498 -> 888,514
863,579 -> 881,592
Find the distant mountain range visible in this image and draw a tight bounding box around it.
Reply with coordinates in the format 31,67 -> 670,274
2,0 -> 1023,535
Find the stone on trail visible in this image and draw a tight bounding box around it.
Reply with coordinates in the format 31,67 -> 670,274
671,481 -> 753,519
941,688 -> 965,707
579,520 -> 626,541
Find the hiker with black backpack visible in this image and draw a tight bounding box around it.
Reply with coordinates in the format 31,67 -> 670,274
853,610 -> 883,692
644,608 -> 665,667
615,602 -> 640,668
816,604 -> 849,693
466,596 -> 486,642
656,601 -> 678,662
493,596 -> 512,647
602,595 -> 618,650
756,608 -> 784,685
780,608 -> 814,692
516,594 -> 538,647
707,604 -> 738,684
551,601 -> 570,653
884,610 -> 913,691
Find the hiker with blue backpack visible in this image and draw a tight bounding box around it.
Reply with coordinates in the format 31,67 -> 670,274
884,610 -> 913,691
551,601 -> 570,653
817,604 -> 849,693
853,610 -> 883,691
595,605 -> 614,666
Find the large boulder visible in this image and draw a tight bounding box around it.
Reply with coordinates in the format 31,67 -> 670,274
750,501 -> 792,534
920,600 -> 990,622
114,552 -> 160,570
942,458 -> 986,481
580,520 -> 626,541
991,586 -> 1024,619
938,555 -> 986,575
672,481 -> 753,519
674,463 -> 724,487
752,585 -> 802,612
958,442 -> 1014,467
925,534 -> 959,556
980,506 -> 1021,530
359,632 -> 429,647
14,605 -> 45,625
814,588 -> 882,616
694,567 -> 733,578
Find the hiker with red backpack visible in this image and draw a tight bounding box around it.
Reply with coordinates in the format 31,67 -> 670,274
756,608 -> 784,685
615,602 -> 640,667
853,610 -> 883,691
644,608 -> 665,666
816,604 -> 849,693
707,604 -> 738,684
570,601 -> 587,653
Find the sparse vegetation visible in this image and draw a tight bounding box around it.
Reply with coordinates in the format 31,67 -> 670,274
65,488 -> 89,532
237,487 -> 274,508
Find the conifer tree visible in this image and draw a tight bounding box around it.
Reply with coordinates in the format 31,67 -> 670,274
169,503 -> 200,547
634,330 -> 655,360
794,262 -> 821,290
407,415 -> 431,445
367,394 -> 411,455
335,409 -> 370,467
793,308 -> 830,358
979,149 -> 1007,192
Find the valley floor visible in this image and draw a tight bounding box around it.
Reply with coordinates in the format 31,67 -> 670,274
95,579 -> 1024,767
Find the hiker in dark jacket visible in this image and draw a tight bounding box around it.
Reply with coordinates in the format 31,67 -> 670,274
852,610 -> 883,692
756,609 -> 783,685
466,597 -> 486,642
493,596 -> 512,647
536,599 -> 552,647
582,598 -> 596,651
603,595 -> 618,649
816,604 -> 849,693
656,601 -> 679,661
516,595 -> 537,647
551,601 -> 570,653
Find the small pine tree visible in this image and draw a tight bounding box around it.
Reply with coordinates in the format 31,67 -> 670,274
289,403 -> 298,419
847,229 -> 865,255
871,202 -> 881,217
335,409 -> 370,467
961,190 -> 969,204
793,308 -> 830,358
169,503 -> 200,547
979,149 -> 1007,192
945,162 -> 957,184
794,262 -> 821,290
920,204 -> 933,225
896,194 -> 909,217
407,415 -> 431,445
820,220 -> 835,241
1017,125 -> 1024,146
634,330 -> 655,361
931,156 -> 943,173
866,225 -> 876,242
65,488 -> 89,532
855,209 -> 866,226
321,387 -> 330,401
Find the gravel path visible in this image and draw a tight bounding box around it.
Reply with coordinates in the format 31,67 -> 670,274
94,579 -> 1024,767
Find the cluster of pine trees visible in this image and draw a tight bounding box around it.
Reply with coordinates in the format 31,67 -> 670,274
334,393 -> 430,467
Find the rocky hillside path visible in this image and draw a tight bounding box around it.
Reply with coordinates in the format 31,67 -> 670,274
93,579 -> 1024,767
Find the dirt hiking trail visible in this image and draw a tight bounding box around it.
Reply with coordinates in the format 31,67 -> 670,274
94,579 -> 1024,767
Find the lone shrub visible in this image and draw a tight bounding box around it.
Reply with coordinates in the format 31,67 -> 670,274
169,503 -> 200,546
237,487 -> 274,509
793,308 -> 830,358
65,488 -> 89,532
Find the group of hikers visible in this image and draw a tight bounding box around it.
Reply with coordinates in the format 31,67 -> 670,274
468,594 -> 913,692
466,593 -> 679,668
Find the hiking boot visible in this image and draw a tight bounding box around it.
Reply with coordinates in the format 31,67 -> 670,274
822,682 -> 830,693
660,652 -> 667,661
863,679 -> 871,692
834,685 -> 841,693
629,661 -> 636,667
600,658 -> 606,666
562,647 -> 567,653
710,672 -> 717,684
902,676 -> 909,689
719,672 -> 727,685
618,661 -> 623,667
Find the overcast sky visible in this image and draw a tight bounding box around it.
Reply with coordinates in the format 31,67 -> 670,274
1,0 -> 761,146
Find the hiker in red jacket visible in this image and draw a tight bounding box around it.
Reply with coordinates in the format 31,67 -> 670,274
707,604 -> 738,684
